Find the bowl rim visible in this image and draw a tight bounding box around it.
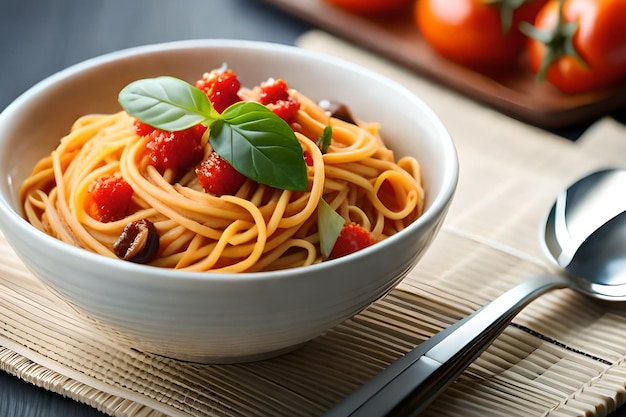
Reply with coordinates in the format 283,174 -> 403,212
0,39 -> 458,284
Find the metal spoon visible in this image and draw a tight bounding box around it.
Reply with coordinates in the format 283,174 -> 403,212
324,168 -> 626,417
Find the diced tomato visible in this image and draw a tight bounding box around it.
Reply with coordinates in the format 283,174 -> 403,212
330,222 -> 374,259
259,78 -> 301,123
146,126 -> 204,173
135,120 -> 206,141
271,99 -> 301,123
85,175 -> 134,223
259,78 -> 290,104
134,120 -> 155,137
195,68 -> 242,113
195,152 -> 247,196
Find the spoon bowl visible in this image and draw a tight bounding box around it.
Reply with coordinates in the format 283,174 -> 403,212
543,168 -> 626,294
325,167 -> 626,416
564,212 -> 626,297
545,169 -> 626,261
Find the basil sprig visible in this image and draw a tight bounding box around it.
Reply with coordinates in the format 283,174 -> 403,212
317,125 -> 332,154
118,76 -> 308,191
318,198 -> 346,258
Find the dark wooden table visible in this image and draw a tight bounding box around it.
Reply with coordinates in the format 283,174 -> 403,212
0,0 -> 624,416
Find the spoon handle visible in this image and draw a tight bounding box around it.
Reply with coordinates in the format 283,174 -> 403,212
324,274 -> 570,417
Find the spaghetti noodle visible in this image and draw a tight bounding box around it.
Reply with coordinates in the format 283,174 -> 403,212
20,70 -> 424,272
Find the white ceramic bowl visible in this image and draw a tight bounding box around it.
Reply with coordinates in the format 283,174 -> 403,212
0,40 -> 457,363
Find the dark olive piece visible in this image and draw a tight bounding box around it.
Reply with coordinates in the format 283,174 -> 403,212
318,99 -> 357,125
114,219 -> 159,264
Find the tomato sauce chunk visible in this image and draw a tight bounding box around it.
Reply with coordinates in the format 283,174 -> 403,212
196,151 -> 247,196
85,175 -> 134,223
146,126 -> 204,173
330,222 -> 374,259
259,78 -> 301,123
134,120 -> 155,137
196,68 -> 242,113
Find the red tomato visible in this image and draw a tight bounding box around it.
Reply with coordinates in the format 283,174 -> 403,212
85,176 -> 134,223
195,152 -> 247,197
525,0 -> 626,93
415,0 -> 546,69
329,222 -> 374,259
323,0 -> 413,14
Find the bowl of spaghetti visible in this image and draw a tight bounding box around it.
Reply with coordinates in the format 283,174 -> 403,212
0,39 -> 457,363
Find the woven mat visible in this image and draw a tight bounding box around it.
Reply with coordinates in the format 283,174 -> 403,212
3,30 -> 626,417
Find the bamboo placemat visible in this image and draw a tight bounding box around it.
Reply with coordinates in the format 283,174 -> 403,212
2,30 -> 626,416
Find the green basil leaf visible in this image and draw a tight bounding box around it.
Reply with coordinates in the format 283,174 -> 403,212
318,198 -> 346,258
211,102 -> 308,191
118,76 -> 217,131
317,125 -> 332,154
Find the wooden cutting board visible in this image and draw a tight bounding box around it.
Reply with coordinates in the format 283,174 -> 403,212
263,0 -> 626,129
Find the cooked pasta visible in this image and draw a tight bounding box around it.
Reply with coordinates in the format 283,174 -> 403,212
20,71 -> 424,272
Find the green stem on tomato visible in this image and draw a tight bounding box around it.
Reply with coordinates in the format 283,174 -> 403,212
482,0 -> 536,34
519,0 -> 588,81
